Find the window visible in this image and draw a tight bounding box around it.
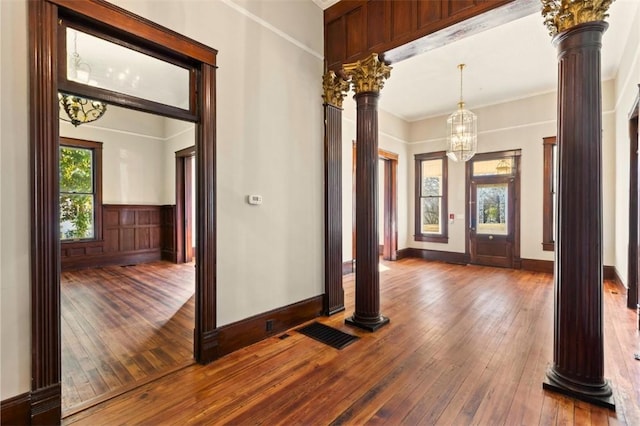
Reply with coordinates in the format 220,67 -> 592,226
542,136 -> 557,251
60,137 -> 102,241
415,151 -> 448,243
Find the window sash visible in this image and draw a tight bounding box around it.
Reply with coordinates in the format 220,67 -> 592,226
415,152 -> 448,243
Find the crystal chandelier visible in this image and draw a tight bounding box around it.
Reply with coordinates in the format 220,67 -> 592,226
59,30 -> 107,126
446,64 -> 477,162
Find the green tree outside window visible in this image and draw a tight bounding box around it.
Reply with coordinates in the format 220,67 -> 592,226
60,146 -> 95,240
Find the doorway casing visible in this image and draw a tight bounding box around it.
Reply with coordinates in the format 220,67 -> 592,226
29,0 -> 218,422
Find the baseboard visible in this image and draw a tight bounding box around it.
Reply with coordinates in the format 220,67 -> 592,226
613,267 -> 624,288
521,258 -> 554,273
396,248 -> 410,259
520,259 -> 618,279
404,247 -> 468,265
342,260 -> 354,275
1,391 -> 30,426
30,383 -> 61,425
62,250 -> 161,271
216,295 -> 323,358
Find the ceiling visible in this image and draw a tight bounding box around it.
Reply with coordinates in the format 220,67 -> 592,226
374,0 -> 639,122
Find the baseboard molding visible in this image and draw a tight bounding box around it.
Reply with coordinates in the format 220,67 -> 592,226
396,248 -> 410,259
62,250 -> 161,271
521,258 -> 554,273
520,259 -> 618,279
613,267 -> 624,288
1,391 -> 30,426
216,295 -> 323,358
404,247 -> 468,265
30,383 -> 61,425
342,260 -> 354,275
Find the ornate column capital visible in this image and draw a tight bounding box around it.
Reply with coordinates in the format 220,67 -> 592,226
542,0 -> 614,36
322,71 -> 350,108
342,53 -> 392,95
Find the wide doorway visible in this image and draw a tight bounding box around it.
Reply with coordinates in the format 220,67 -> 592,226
467,150 -> 521,268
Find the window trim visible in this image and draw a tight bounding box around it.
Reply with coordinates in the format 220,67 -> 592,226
542,136 -> 556,251
414,151 -> 448,243
60,136 -> 103,243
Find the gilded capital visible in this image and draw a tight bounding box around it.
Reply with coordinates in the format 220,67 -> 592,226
322,71 -> 350,108
541,0 -> 614,36
342,53 -> 392,95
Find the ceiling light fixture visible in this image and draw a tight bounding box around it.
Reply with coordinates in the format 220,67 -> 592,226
446,64 -> 477,162
59,29 -> 107,126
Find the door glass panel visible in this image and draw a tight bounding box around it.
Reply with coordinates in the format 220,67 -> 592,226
476,183 -> 508,235
473,158 -> 513,176
66,27 -> 190,109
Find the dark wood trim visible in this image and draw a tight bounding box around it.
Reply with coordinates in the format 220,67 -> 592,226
613,267 -> 625,289
217,296 -> 323,358
161,205 -> 177,262
521,258 -> 553,274
324,103 -> 344,315
184,156 -> 194,262
414,151 -> 448,244
342,260 -> 355,275
30,0 -> 218,421
49,0 -> 217,65
1,392 -> 31,426
628,88 -> 639,309
404,247 -> 467,265
396,248 -> 411,259
542,136 -> 556,252
324,0 -> 537,71
352,141 -> 357,262
603,266 -> 617,281
194,62 -> 218,364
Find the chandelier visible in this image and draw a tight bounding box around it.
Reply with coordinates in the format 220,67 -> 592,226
59,29 -> 107,126
446,64 -> 477,162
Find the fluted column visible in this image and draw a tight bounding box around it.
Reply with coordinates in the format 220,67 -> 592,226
541,0 -> 615,409
323,71 -> 349,315
343,54 -> 391,331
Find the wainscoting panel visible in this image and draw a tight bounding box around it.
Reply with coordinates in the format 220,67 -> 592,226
61,204 -> 176,271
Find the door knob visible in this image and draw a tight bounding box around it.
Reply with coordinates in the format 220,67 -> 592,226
489,235 -> 494,240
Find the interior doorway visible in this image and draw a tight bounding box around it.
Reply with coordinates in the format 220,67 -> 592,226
467,150 -> 521,268
176,146 -> 196,263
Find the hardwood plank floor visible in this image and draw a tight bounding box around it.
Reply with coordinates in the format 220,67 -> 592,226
63,258 -> 640,425
61,261 -> 195,414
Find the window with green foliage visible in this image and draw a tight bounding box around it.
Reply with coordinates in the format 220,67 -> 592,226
60,138 -> 102,241
414,151 -> 448,243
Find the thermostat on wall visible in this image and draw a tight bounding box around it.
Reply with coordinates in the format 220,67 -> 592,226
248,195 -> 263,205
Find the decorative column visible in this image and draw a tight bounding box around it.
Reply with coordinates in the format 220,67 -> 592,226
541,0 -> 615,409
343,53 -> 391,331
323,71 -> 349,315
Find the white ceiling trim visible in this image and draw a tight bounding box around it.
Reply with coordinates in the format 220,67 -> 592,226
220,0 -> 324,61
60,120 -> 165,140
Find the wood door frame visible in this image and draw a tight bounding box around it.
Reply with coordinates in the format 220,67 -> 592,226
29,1 -> 218,421
176,146 -> 196,264
351,142 -> 398,263
465,150 -> 521,268
627,86 -> 639,311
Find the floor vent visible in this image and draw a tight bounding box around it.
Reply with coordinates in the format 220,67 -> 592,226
297,322 -> 358,350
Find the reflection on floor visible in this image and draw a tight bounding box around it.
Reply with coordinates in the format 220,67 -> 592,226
61,261 -> 194,414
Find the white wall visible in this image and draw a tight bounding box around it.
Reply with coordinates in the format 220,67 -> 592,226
407,83 -> 617,265
107,0 -> 325,327
163,119 -> 195,205
0,0 -> 324,401
60,106 -> 167,205
614,3 -> 640,286
1,0 -> 31,400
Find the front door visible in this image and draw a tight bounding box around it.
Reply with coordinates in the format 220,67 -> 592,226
468,151 -> 520,268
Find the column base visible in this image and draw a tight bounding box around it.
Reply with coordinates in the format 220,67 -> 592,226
345,314 -> 390,332
543,366 -> 615,410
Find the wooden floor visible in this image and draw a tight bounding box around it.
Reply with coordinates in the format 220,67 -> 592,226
61,261 -> 195,413
64,258 -> 640,425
